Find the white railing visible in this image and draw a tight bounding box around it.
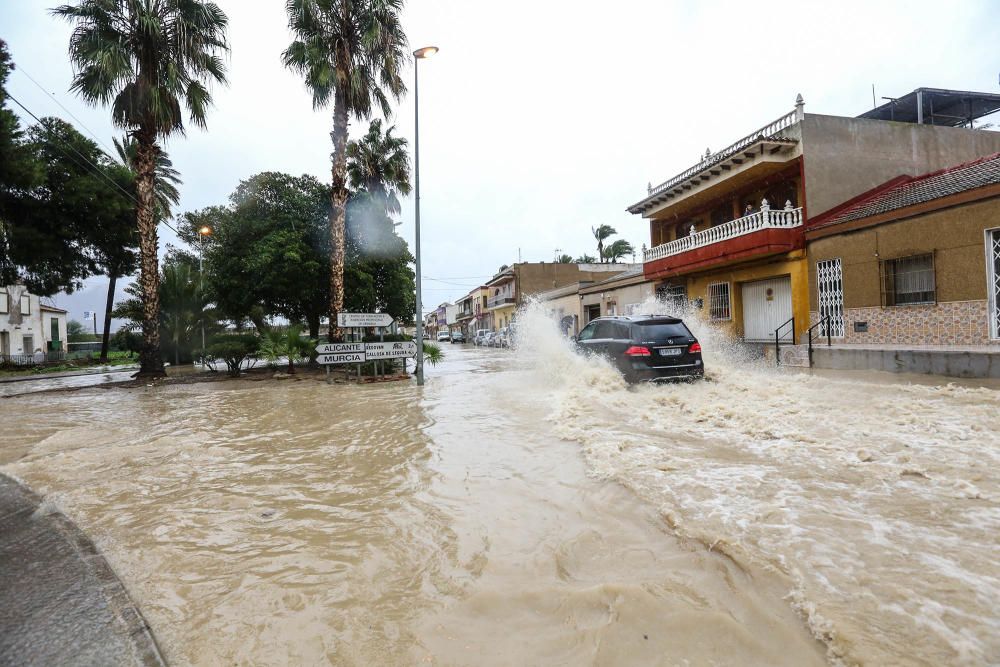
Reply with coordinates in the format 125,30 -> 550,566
644,201 -> 803,263
647,98 -> 803,198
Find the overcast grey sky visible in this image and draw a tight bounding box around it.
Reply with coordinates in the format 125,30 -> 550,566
3,0 -> 999,327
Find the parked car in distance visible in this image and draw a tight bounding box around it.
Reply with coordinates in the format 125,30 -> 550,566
496,327 -> 510,348
574,315 -> 704,382
483,332 -> 496,347
474,329 -> 490,346
450,331 -> 465,343
436,331 -> 450,342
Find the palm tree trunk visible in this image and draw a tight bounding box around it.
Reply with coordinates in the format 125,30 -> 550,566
99,274 -> 117,363
328,82 -> 350,343
135,134 -> 165,378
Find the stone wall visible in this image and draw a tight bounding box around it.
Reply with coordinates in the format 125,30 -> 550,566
809,300 -> 992,345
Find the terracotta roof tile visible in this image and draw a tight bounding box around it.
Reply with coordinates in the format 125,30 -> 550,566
815,152 -> 1000,228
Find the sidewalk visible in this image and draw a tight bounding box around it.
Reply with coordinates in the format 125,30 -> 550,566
0,474 -> 165,666
0,365 -> 139,383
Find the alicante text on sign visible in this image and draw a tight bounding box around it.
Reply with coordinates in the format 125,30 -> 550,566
316,342 -> 364,355
364,341 -> 418,360
337,312 -> 394,328
317,352 -> 366,365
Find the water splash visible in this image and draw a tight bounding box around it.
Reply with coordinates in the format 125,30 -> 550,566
507,297 -> 1000,666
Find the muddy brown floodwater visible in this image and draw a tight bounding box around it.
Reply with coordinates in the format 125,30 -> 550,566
2,306 -> 998,666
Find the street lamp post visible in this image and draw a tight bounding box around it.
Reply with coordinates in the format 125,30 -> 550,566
198,225 -> 211,358
413,45 -> 438,387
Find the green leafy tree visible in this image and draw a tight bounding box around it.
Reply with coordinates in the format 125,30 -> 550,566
574,254 -> 597,263
184,173 -> 331,338
602,239 -> 635,263
556,254 -> 574,263
0,40 -> 43,285
591,225 -> 616,264
283,0 -> 407,340
55,0 -> 230,378
67,320 -> 87,339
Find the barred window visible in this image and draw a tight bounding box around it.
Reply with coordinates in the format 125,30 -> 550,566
0,290 -> 7,314
708,282 -> 731,320
881,254 -> 935,306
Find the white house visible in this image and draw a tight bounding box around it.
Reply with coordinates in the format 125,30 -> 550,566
0,285 -> 68,359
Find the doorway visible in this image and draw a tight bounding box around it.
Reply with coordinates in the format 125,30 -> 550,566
741,276 -> 793,342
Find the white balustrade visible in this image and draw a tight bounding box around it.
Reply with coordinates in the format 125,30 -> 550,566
643,204 -> 803,263
647,107 -> 800,197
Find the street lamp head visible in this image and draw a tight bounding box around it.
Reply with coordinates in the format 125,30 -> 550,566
198,226 -> 212,236
413,46 -> 439,59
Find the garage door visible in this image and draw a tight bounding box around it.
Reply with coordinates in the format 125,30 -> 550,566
742,277 -> 793,342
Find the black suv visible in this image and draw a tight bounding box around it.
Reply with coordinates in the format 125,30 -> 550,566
574,315 -> 704,382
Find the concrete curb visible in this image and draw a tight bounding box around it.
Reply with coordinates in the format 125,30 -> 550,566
0,366 -> 139,384
0,474 -> 166,667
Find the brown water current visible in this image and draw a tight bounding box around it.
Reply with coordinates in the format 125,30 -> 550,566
1,314 -> 998,666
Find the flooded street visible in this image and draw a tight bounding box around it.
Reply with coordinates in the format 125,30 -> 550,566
2,314 -> 999,666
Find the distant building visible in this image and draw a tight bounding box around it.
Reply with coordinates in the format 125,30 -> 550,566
806,152 -> 1000,346
629,89 -> 1000,345
485,262 -> 637,331
0,285 -> 68,359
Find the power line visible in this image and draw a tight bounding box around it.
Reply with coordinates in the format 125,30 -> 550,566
7,92 -> 181,236
14,65 -> 119,159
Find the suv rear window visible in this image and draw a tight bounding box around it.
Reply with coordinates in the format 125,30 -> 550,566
633,321 -> 691,340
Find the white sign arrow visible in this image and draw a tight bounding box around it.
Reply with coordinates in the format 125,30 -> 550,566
316,342 -> 364,355
337,312 -> 394,328
364,341 -> 418,360
317,352 -> 366,364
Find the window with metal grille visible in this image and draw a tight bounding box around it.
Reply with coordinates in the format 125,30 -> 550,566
880,253 -> 935,306
0,290 -> 7,314
708,282 -> 731,320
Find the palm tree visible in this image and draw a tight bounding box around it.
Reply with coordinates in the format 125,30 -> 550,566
99,136 -> 183,363
592,225 -> 616,263
556,254 -> 574,264
54,0 -> 229,377
283,0 -> 407,341
574,254 -> 597,263
347,119 -> 411,215
602,239 -> 635,263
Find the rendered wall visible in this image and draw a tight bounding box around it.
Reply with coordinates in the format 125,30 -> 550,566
802,115 -> 1000,218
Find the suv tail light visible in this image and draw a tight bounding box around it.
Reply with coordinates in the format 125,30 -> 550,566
689,342 -> 702,353
624,345 -> 651,357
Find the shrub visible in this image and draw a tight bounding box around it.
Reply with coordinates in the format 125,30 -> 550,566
206,335 -> 260,377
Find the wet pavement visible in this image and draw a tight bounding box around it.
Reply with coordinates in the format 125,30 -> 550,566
0,474 -> 164,667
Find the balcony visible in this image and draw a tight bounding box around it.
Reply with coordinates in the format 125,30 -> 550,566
629,97 -> 804,217
487,295 -> 516,309
643,201 -> 804,277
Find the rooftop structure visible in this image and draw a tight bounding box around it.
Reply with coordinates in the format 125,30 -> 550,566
858,87 -> 1000,128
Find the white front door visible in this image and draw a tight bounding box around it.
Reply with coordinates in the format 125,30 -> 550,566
742,277 -> 793,342
988,228 -> 1000,340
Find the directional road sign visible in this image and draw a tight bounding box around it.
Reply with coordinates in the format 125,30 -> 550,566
316,342 -> 365,364
364,341 -> 418,360
317,352 -> 365,364
337,312 -> 394,328
316,342 -> 364,355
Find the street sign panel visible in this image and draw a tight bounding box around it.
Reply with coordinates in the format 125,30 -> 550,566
364,341 -> 418,360
317,352 -> 366,364
337,312 -> 394,328
316,342 -> 364,355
